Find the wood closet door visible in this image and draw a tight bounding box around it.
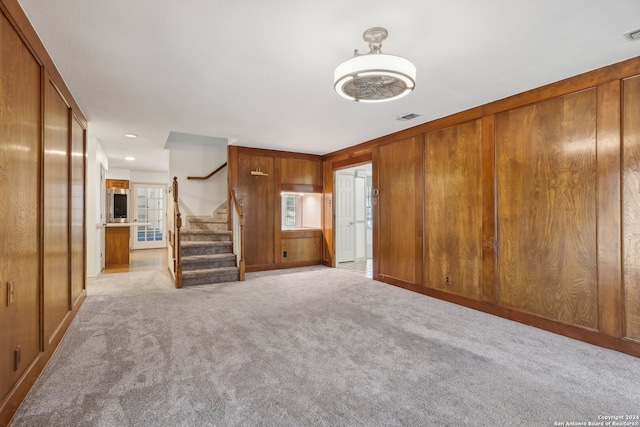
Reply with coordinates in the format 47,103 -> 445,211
43,79 -> 71,344
0,11 -> 42,399
496,89 -> 598,329
375,137 -> 423,287
623,75 -> 640,342
70,117 -> 86,306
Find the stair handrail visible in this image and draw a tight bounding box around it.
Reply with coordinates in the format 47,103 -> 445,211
172,177 -> 183,288
229,189 -> 245,281
187,162 -> 228,180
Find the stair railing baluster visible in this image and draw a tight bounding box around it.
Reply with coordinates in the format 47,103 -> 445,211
229,189 -> 245,281
173,176 -> 183,288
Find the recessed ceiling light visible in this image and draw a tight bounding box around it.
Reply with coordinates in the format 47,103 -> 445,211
125,157 -> 135,161
124,133 -> 138,138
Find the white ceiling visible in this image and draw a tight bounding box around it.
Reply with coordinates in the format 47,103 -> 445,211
17,0 -> 640,173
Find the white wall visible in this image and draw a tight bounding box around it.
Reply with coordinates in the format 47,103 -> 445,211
105,168 -> 130,180
130,170 -> 167,184
301,193 -> 322,228
169,144 -> 228,217
86,139 -> 108,278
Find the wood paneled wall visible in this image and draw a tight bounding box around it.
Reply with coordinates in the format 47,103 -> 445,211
0,1 -> 87,423
375,137 -> 423,288
496,90 -> 598,328
237,152 -> 275,267
425,120 -> 483,299
322,158 -> 334,265
323,56 -> 640,358
623,75 -> 640,342
228,146 -> 323,271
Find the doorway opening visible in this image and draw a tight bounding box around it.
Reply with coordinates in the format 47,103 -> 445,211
335,163 -> 372,278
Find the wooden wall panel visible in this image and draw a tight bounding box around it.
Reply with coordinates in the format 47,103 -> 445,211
496,89 -> 598,328
424,120 -> 482,299
43,79 -> 70,344
596,81 -> 622,338
623,75 -> 640,341
70,117 -> 85,305
280,158 -> 321,187
238,152 -> 275,267
375,137 -> 423,286
0,10 -> 41,401
481,115 -> 497,303
281,235 -> 322,263
322,158 -> 333,265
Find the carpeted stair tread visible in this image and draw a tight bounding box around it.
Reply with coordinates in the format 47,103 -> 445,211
187,217 -> 227,223
182,229 -> 231,235
182,253 -> 235,262
181,253 -> 237,271
181,241 -> 231,247
181,229 -> 232,241
182,266 -> 239,286
180,241 -> 232,256
182,266 -> 238,277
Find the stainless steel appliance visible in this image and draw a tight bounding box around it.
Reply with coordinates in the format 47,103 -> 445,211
106,188 -> 129,223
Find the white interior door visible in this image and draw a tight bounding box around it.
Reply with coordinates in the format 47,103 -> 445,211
336,172 -> 355,262
132,184 -> 167,250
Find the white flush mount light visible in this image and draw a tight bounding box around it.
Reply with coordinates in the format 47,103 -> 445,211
125,156 -> 135,161
334,27 -> 416,102
124,133 -> 138,138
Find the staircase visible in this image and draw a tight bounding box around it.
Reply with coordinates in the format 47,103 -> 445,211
180,205 -> 239,286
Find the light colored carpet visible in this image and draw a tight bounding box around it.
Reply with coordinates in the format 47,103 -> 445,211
10,266 -> 640,426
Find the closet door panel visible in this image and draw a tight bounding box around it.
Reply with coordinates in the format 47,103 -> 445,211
0,11 -> 42,400
43,79 -> 70,344
70,116 -> 85,305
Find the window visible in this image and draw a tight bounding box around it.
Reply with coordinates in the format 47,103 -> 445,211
282,194 -> 298,227
281,192 -> 321,229
283,194 -> 299,226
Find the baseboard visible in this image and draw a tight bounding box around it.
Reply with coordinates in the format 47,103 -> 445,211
376,277 -> 640,359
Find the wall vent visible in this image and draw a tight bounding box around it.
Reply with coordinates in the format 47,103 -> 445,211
624,28 -> 640,41
396,113 -> 420,121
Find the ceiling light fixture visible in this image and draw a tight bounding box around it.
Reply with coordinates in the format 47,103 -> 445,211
125,156 -> 135,161
334,27 -> 416,103
124,133 -> 138,138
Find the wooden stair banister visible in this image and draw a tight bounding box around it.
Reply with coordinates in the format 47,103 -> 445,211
172,177 -> 183,288
229,189 -> 246,281
187,162 -> 227,180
